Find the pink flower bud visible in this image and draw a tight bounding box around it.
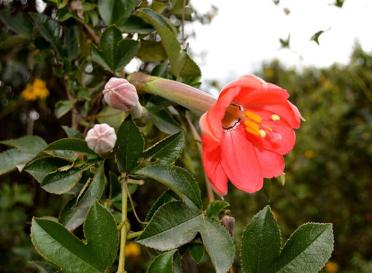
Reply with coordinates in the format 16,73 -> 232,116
85,124 -> 117,155
103,77 -> 139,112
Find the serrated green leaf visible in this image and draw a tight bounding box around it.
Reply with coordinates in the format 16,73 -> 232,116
54,100 -> 76,119
206,200 -> 230,220
0,136 -> 47,175
139,201 -> 234,273
145,190 -> 177,221
31,202 -> 118,273
199,218 -> 235,273
24,157 -> 69,183
274,223 -> 334,273
143,131 -> 185,164
0,135 -> 47,154
136,165 -> 201,209
41,167 -> 83,194
138,201 -> 200,250
46,138 -> 97,155
116,118 -> 144,172
98,0 -> 137,26
241,206 -> 281,273
147,250 -> 177,273
60,163 -> 106,230
0,149 -> 36,175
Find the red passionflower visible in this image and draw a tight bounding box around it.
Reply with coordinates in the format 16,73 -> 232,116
199,75 -> 301,195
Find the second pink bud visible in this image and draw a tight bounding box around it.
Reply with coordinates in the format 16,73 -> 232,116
103,77 -> 139,112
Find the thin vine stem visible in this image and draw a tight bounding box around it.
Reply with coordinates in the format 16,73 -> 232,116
117,177 -> 128,273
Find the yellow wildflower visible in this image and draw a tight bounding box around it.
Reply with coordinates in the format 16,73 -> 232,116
21,78 -> 49,101
125,242 -> 141,257
325,261 -> 339,273
304,149 -> 315,159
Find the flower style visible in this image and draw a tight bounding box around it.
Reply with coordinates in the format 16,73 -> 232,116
85,123 -> 117,155
199,75 -> 301,195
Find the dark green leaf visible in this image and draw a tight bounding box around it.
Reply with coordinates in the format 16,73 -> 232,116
138,40 -> 167,62
310,30 -> 325,45
279,35 -> 290,49
24,157 -> 69,183
116,118 -> 144,172
92,26 -> 139,72
97,106 -> 128,129
199,218 -> 235,273
0,35 -> 31,49
143,131 -> 185,164
274,223 -> 334,273
41,168 -> 83,194
60,163 -> 106,230
63,25 -> 81,60
206,200 -> 230,220
138,201 -> 200,250
0,149 -> 36,175
0,135 -> 47,154
190,243 -> 205,263
119,16 -> 154,34
0,8 -> 32,35
31,202 -> 118,272
147,250 -> 177,273
334,0 -> 345,8
54,100 -> 76,119
62,126 -> 83,138
137,8 -> 201,80
147,106 -> 181,135
136,165 -> 202,209
46,138 -> 97,155
241,206 -> 281,273
145,190 -> 177,221
98,0 -> 137,26
29,13 -> 63,54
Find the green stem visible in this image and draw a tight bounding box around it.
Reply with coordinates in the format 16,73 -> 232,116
117,178 -> 128,273
127,231 -> 143,240
127,72 -> 216,115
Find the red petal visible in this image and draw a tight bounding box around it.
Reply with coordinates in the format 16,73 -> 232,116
201,136 -> 228,195
221,126 -> 264,193
255,148 -> 285,178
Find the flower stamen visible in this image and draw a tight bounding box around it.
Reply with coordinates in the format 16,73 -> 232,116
271,114 -> 280,121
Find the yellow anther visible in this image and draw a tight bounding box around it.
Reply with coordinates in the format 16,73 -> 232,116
259,130 -> 267,138
271,114 -> 280,121
244,120 -> 259,131
244,111 -> 262,123
246,127 -> 260,136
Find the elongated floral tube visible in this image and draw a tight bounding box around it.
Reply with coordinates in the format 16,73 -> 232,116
127,72 -> 216,114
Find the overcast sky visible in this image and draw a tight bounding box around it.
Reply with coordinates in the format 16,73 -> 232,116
189,0 -> 372,83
